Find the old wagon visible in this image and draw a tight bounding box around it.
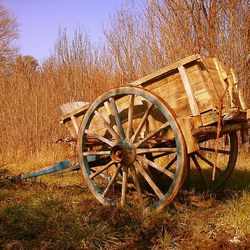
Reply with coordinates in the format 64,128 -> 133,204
59,54 -> 249,210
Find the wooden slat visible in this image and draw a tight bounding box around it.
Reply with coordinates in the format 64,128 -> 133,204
177,117 -> 199,153
61,103 -> 90,122
60,101 -> 89,116
200,110 -> 218,126
129,54 -> 201,87
214,58 -> 230,108
247,109 -> 250,120
178,66 -> 202,125
70,115 -> 79,134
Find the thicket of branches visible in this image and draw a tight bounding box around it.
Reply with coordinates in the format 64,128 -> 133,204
0,0 -> 249,162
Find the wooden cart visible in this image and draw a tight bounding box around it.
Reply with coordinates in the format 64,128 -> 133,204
60,54 -> 250,210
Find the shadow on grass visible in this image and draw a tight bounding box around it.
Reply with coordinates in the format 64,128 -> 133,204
184,168 -> 250,190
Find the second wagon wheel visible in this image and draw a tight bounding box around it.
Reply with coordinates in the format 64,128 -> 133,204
188,132 -> 238,191
78,86 -> 187,210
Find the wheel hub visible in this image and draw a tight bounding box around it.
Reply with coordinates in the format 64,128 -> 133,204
110,140 -> 136,166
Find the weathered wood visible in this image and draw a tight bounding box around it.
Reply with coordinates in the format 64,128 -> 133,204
70,115 -> 79,134
247,109 -> 250,120
177,117 -> 199,153
135,161 -> 164,199
192,121 -> 250,138
127,95 -> 134,139
178,66 -> 200,116
121,165 -> 128,207
131,165 -> 143,204
61,102 -> 90,121
61,54 -> 246,143
239,89 -> 247,110
128,55 -> 221,125
130,54 -> 201,87
178,66 -> 202,126
60,102 -> 89,116
200,110 -> 218,126
136,147 -> 176,154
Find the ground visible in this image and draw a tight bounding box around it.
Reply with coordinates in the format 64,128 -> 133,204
0,153 -> 249,250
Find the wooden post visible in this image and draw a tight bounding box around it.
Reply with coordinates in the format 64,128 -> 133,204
70,115 -> 79,134
177,117 -> 199,153
230,68 -> 247,110
178,66 -> 202,126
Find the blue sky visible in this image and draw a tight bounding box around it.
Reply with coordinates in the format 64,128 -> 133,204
3,0 -> 125,61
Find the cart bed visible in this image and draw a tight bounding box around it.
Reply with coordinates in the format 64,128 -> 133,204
60,54 -> 247,139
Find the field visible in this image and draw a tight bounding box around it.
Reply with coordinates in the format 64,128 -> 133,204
0,1 -> 249,249
0,152 -> 249,250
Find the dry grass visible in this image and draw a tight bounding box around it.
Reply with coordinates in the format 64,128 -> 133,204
0,153 -> 249,250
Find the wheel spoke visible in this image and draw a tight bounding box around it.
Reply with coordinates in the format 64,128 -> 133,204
127,95 -> 134,139
135,122 -> 169,147
130,164 -> 143,204
200,147 -> 230,155
121,165 -> 128,207
94,110 -> 121,140
191,154 -> 208,187
165,155 -> 177,170
131,102 -> 154,143
136,147 -> 176,155
83,151 -> 110,156
109,97 -> 126,139
90,160 -> 115,179
195,152 -> 222,173
102,164 -> 122,197
138,155 -> 175,179
85,129 -> 115,147
135,161 -> 164,199
152,152 -> 174,160
103,101 -> 112,123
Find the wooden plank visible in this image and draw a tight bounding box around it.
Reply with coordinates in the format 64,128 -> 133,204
195,91 -> 213,108
205,69 -> 230,109
228,69 -> 241,106
62,121 -> 78,138
70,115 -> 79,135
61,103 -> 90,122
59,101 -> 89,116
156,78 -> 207,104
225,71 -> 237,108
202,58 -> 217,70
177,117 -> 199,153
202,59 -> 232,110
199,62 -> 220,107
129,54 -> 201,87
214,58 -> 230,109
230,68 -> 247,110
178,66 -> 202,126
145,69 -> 205,100
200,110 -> 218,126
141,63 -> 201,91
247,109 -> 250,120
239,89 -> 247,110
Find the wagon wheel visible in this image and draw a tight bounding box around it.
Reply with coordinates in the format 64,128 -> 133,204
188,132 -> 238,191
78,86 -> 187,210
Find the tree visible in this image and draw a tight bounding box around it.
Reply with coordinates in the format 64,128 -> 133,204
0,5 -> 18,62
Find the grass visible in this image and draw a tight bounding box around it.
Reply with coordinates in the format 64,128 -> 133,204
0,153 -> 249,249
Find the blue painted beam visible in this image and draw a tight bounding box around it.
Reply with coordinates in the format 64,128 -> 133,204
20,160 -> 71,180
